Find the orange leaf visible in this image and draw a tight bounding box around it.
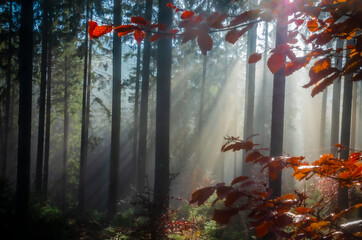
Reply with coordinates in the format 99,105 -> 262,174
131,16 -> 149,25
88,21 -> 98,39
225,25 -> 252,45
310,221 -> 330,229
267,52 -> 284,74
231,176 -> 248,186
92,25 -> 113,39
255,221 -> 272,238
229,9 -> 261,27
307,19 -> 319,32
114,24 -> 139,36
269,165 -> 278,181
248,53 -> 262,64
197,31 -> 213,55
167,3 -> 176,9
295,207 -> 314,214
134,30 -> 146,44
181,11 -> 194,20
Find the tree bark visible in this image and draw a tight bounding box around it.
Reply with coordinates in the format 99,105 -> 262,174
242,3 -> 257,176
330,39 -> 344,155
137,0 -> 153,193
16,0 -> 33,237
338,39 -> 354,210
43,30 -> 52,196
79,0 -> 90,213
108,0 -> 122,219
35,0 -> 49,194
62,55 -> 69,210
133,44 -> 141,187
319,88 -> 328,151
152,0 -> 173,238
2,0 -> 13,177
269,1 -> 288,199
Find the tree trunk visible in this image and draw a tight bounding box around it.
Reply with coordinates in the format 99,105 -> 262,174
319,88 -> 328,152
198,55 -> 207,170
43,30 -> 52,196
152,0 -> 173,238
79,0 -> 89,213
62,55 -> 69,210
16,1 -> 33,237
2,0 -> 13,177
269,2 -> 288,199
108,0 -> 122,219
35,0 -> 49,194
133,44 -> 141,187
338,39 -> 354,210
242,3 -> 257,176
350,82 -> 357,149
330,39 -> 344,155
137,0 -> 153,193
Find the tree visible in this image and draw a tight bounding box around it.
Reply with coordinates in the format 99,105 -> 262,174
62,55 -> 69,210
137,0 -> 153,194
133,44 -> 141,187
152,0 -> 173,238
79,0 -> 90,213
108,0 -> 122,219
35,0 -> 50,195
16,0 -> 33,237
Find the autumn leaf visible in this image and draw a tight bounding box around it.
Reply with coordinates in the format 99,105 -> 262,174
267,52 -> 284,74
295,206 -> 314,214
231,176 -> 248,186
307,19 -> 319,32
92,25 -> 113,39
181,11 -> 194,20
88,20 -> 98,39
213,208 -> 239,224
134,30 -> 146,44
150,34 -> 162,42
248,53 -> 262,64
197,31 -> 213,55
229,9 -> 261,27
246,152 -> 262,163
225,25 -> 252,45
114,24 -> 139,37
190,187 -> 215,206
310,221 -> 330,229
166,3 -> 176,9
311,72 -> 340,97
131,16 -> 149,25
255,221 -> 272,238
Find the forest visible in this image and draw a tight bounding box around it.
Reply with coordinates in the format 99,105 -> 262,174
0,0 -> 361,239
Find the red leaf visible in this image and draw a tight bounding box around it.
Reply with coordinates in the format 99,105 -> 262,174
150,33 -> 162,42
311,72 -> 340,97
285,57 -> 307,76
267,52 -> 284,74
181,29 -> 198,44
248,53 -> 262,64
246,152 -> 262,163
92,25 -> 113,39
181,11 -> 194,20
225,25 -> 252,44
134,30 -> 146,44
114,24 -> 139,37
295,19 -> 304,27
88,21 -> 98,39
229,9 -> 261,27
213,208 -> 239,224
131,16 -> 149,25
197,31 -> 213,55
269,165 -> 278,181
170,29 -> 179,34
231,176 -> 248,186
167,3 -> 176,9
190,187 -> 215,206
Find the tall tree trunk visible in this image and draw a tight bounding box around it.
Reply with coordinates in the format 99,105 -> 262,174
330,39 -> 344,155
242,2 -> 257,176
16,0 -> 33,237
269,2 -> 288,199
35,0 -> 49,194
108,0 -> 122,219
338,39 -> 354,210
137,0 -> 153,193
62,56 -> 69,210
79,0 -> 90,213
198,55 -> 207,170
319,88 -> 328,151
152,0 -> 173,238
350,82 -> 357,149
2,0 -> 13,176
133,44 -> 141,187
43,31 -> 52,196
